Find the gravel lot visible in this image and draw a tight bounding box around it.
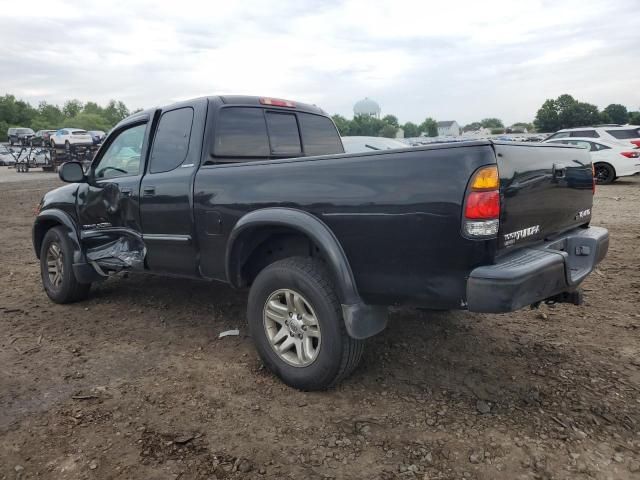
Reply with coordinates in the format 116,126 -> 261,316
1,171 -> 639,480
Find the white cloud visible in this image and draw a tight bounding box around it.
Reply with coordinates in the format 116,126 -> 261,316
0,0 -> 638,125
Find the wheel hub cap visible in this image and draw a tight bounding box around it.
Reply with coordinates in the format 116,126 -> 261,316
46,242 -> 64,289
263,289 -> 321,367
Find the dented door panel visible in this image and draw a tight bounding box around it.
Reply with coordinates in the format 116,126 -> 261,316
76,118 -> 154,273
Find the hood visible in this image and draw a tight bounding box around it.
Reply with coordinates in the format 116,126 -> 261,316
41,182 -> 80,211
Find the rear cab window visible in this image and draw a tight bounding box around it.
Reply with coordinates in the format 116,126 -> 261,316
212,107 -> 342,162
606,128 -> 640,140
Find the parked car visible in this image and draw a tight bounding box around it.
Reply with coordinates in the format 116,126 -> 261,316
0,145 -> 17,166
31,130 -> 57,146
7,127 -> 35,145
544,137 -> 640,184
341,136 -> 409,153
33,95 -> 608,390
87,130 -> 106,145
49,128 -> 94,148
546,126 -> 640,148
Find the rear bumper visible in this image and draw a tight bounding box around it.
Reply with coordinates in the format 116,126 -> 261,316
467,226 -> 608,313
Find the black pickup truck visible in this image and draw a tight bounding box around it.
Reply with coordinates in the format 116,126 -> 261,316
33,95 -> 609,390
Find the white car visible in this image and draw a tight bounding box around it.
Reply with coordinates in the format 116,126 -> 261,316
341,136 -> 409,153
545,125 -> 640,149
0,145 -> 17,166
544,137 -> 640,184
49,128 -> 94,149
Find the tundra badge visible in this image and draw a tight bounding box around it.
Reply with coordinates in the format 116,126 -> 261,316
504,225 -> 540,246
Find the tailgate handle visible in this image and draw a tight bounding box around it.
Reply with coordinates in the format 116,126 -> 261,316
552,163 -> 566,179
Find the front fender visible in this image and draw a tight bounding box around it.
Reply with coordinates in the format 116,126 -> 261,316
226,207 -> 387,339
32,209 -> 83,263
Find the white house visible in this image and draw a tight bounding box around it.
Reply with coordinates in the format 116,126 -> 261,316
437,121 -> 460,137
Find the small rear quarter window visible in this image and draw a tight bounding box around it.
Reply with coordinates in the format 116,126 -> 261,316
298,113 -> 344,155
215,107 -> 269,158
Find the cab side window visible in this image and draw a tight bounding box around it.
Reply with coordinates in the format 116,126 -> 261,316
94,123 -> 147,179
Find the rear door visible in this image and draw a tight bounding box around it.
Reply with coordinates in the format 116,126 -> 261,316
494,142 -> 593,251
139,100 -> 207,276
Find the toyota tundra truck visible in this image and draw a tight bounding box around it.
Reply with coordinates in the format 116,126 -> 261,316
32,95 -> 609,390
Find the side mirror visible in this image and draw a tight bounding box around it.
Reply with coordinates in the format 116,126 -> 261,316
59,161 -> 86,183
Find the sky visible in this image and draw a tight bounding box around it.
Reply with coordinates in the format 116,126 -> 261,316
1,0 -> 639,126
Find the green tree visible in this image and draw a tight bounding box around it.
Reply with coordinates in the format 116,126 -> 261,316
83,101 -> 104,116
534,94 -> 601,132
402,121 -> 420,137
603,104 -> 628,124
350,115 -> 385,136
480,118 -> 504,129
62,99 -> 83,119
420,117 -> 438,137
103,100 -> 130,125
629,111 -> 640,125
379,124 -> 398,138
66,112 -> 111,132
382,114 -> 399,127
534,99 -> 560,132
331,114 -> 351,136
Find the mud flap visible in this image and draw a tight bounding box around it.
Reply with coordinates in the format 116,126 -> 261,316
85,235 -> 146,274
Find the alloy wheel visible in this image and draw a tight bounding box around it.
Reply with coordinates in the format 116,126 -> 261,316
263,289 -> 321,367
46,242 -> 64,289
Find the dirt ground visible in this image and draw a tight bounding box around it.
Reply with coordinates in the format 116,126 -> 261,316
1,170 -> 639,480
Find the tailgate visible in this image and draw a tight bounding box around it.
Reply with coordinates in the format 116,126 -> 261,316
494,142 -> 593,251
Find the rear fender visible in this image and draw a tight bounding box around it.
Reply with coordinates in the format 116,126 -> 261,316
226,207 -> 387,339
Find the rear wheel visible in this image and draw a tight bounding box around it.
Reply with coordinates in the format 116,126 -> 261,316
40,226 -> 90,303
247,257 -> 364,390
594,162 -> 615,185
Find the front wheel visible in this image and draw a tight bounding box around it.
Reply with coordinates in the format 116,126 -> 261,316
247,257 -> 364,390
594,162 -> 616,185
40,226 -> 90,303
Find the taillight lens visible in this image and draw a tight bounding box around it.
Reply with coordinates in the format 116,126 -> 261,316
630,140 -> 640,148
620,151 -> 640,158
463,165 -> 500,238
465,191 -> 500,219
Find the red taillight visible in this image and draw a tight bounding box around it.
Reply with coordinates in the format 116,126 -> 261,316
620,151 -> 640,158
630,140 -> 640,148
463,165 -> 500,237
465,191 -> 500,219
260,98 -> 296,108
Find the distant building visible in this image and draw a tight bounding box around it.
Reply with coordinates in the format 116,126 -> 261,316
437,121 -> 460,137
354,97 -> 381,119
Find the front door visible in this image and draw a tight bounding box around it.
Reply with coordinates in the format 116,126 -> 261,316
77,119 -> 151,271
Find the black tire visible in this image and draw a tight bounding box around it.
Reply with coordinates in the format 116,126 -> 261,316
40,226 -> 90,304
594,162 -> 615,185
247,256 -> 364,390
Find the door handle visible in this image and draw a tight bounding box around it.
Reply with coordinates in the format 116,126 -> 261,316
143,186 -> 156,196
120,187 -> 132,197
